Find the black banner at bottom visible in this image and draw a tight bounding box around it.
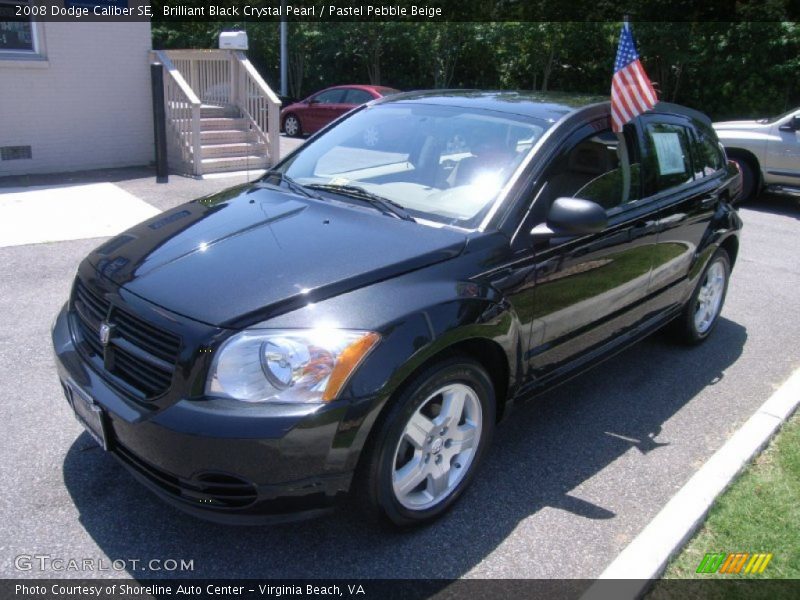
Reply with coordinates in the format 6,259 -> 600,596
3,579 -> 800,600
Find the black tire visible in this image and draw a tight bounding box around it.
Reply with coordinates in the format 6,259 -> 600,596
730,156 -> 757,203
669,248 -> 731,345
283,114 -> 302,137
354,356 -> 496,527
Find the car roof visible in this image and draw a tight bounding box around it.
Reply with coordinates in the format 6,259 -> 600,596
375,90 -> 608,121
323,84 -> 383,92
654,101 -> 713,126
373,90 -> 712,125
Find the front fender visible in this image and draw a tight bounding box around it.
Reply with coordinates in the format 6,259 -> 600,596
258,233 -> 522,474
330,294 -> 522,473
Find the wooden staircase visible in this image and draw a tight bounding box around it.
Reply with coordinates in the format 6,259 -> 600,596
193,104 -> 268,173
153,50 -> 281,177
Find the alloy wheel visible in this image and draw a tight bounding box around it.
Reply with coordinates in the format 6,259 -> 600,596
694,259 -> 726,333
284,116 -> 300,137
391,382 -> 482,511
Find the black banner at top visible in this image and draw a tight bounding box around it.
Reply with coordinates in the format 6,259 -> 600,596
4,0 -> 800,22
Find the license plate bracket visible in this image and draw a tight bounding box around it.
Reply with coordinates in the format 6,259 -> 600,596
64,380 -> 109,451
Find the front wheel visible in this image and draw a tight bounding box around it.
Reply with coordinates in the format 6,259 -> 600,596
670,248 -> 731,344
356,357 -> 495,527
730,157 -> 757,203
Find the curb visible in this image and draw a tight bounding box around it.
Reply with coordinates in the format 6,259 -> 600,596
582,366 -> 800,599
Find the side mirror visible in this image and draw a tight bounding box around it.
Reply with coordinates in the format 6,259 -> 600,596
307,98 -> 319,105
531,197 -> 608,239
779,115 -> 800,132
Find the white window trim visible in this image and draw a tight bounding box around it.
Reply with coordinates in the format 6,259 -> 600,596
0,0 -> 47,63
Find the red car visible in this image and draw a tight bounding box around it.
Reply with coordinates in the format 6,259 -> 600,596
281,85 -> 399,137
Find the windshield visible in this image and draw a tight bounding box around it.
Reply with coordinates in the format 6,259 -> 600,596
277,103 -> 549,227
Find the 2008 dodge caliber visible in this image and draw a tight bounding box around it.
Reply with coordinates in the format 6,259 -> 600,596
52,91 -> 742,526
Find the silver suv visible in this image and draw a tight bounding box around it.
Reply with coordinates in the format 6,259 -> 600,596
713,108 -> 800,201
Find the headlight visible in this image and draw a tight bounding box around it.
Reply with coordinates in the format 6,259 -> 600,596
206,329 -> 380,404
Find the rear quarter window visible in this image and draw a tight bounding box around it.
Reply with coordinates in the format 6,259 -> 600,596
314,89 -> 346,104
689,123 -> 725,178
343,89 -> 374,104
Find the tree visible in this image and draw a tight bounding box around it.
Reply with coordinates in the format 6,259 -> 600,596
151,18 -> 800,120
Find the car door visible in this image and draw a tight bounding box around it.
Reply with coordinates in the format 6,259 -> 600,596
766,109 -> 800,184
305,88 -> 347,132
512,119 -> 660,381
638,115 -> 722,312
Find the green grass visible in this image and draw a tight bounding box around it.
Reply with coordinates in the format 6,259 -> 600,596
648,412 -> 800,598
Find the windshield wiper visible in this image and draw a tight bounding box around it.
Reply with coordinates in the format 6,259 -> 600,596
305,184 -> 416,222
256,171 -> 324,201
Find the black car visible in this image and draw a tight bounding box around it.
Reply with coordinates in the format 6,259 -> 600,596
52,91 -> 742,526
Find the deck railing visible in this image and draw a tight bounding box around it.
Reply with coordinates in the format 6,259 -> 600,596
151,49 -> 281,176
235,50 -> 282,166
152,51 -> 202,176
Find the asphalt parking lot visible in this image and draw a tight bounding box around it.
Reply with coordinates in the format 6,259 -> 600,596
0,164 -> 798,579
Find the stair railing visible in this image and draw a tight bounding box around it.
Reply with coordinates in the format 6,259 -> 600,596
152,50 -> 203,176
233,51 -> 282,167
152,49 -> 282,175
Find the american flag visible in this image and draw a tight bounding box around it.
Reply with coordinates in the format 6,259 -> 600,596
611,22 -> 657,132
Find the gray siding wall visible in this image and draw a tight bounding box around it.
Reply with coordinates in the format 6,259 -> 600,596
0,21 -> 153,176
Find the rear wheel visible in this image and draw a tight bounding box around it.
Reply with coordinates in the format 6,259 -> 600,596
283,114 -> 301,137
670,248 -> 731,344
356,357 -> 495,527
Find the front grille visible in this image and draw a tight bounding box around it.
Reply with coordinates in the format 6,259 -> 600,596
74,310 -> 104,357
115,309 -> 180,364
72,278 -> 181,399
75,279 -> 110,326
112,346 -> 174,397
115,444 -> 258,509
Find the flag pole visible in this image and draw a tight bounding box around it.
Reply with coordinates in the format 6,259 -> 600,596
617,13 -> 632,203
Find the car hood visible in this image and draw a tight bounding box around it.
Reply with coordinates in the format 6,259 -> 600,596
87,184 -> 467,328
713,119 -> 767,130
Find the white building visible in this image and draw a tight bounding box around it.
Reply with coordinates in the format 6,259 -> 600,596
0,1 -> 153,176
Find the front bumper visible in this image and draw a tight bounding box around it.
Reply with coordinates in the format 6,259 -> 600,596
52,303 -> 356,524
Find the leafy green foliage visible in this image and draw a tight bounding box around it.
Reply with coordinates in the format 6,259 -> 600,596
153,21 -> 800,119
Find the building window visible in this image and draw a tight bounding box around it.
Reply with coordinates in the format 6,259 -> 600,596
0,1 -> 39,56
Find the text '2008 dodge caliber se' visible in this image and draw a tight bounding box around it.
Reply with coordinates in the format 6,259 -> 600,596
52,91 -> 742,526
